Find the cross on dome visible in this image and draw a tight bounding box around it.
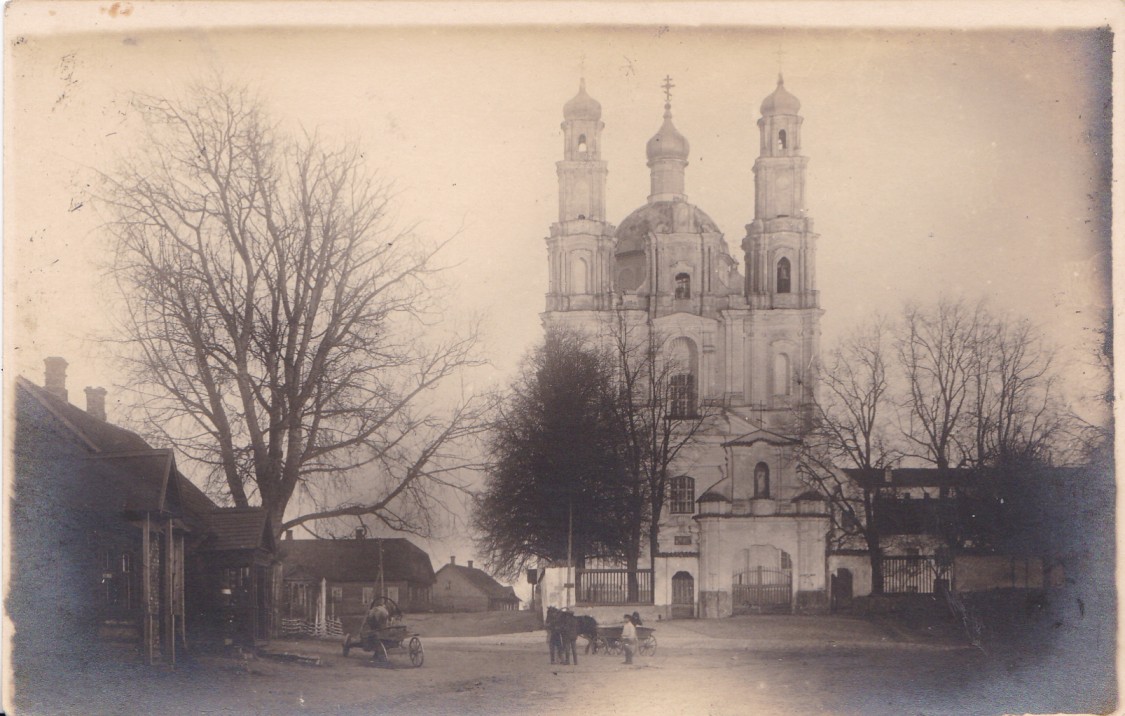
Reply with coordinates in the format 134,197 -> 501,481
661,75 -> 675,106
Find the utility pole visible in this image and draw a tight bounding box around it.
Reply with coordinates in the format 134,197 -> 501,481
379,539 -> 385,600
567,498 -> 574,608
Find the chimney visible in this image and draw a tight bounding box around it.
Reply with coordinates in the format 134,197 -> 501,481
44,357 -> 68,402
450,556 -> 456,566
84,386 -> 107,421
285,529 -> 294,540
355,527 -> 366,540
467,560 -> 474,570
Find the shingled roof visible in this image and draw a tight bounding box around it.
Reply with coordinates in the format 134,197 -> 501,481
436,563 -> 519,603
203,507 -> 274,552
279,538 -> 436,585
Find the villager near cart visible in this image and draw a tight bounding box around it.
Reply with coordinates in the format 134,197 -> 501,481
341,597 -> 424,667
591,625 -> 657,656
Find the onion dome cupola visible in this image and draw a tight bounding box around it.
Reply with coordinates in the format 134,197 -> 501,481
563,77 -> 602,122
759,74 -> 801,117
646,75 -> 690,203
757,74 -> 803,161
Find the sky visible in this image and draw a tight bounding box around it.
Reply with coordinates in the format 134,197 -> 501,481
4,6 -> 1115,590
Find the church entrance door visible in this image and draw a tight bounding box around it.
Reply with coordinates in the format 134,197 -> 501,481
670,572 -> 694,618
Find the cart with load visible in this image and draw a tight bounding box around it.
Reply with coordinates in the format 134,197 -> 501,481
591,624 -> 657,656
342,596 -> 424,667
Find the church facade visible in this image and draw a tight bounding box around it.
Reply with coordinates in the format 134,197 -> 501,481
542,77 -> 830,617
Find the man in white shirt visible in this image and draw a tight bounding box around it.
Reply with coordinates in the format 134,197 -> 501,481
621,613 -> 637,665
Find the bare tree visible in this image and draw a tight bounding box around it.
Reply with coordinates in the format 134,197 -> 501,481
897,298 -> 984,469
102,81 -> 489,539
798,317 -> 897,593
604,314 -> 714,591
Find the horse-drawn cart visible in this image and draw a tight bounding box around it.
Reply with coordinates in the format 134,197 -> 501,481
591,624 -> 657,656
341,597 -> 424,667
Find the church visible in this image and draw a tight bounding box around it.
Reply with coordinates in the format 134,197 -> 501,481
541,76 -> 830,618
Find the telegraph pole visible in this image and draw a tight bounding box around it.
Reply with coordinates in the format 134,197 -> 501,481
567,498 -> 574,608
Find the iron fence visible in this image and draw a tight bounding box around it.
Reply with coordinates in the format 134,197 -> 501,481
575,569 -> 654,605
881,556 -> 948,594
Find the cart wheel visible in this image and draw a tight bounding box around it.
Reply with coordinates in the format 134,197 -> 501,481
640,635 -> 657,656
408,636 -> 424,667
607,640 -> 622,656
342,633 -> 352,657
593,636 -> 608,654
372,640 -> 389,664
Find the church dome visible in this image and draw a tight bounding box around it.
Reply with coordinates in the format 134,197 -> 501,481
563,79 -> 602,122
645,105 -> 690,163
760,74 -> 801,116
615,200 -> 720,254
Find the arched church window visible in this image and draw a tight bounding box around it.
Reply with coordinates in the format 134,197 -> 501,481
571,256 -> 588,294
578,134 -> 588,153
776,257 -> 791,294
675,273 -> 691,299
778,129 -> 787,151
669,373 -> 696,419
773,352 -> 791,396
754,462 -> 771,498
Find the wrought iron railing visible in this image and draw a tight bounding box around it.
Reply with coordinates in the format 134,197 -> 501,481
575,569 -> 654,605
881,556 -> 948,594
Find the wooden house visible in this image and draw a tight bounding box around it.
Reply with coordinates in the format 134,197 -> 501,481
10,361 -> 275,668
433,557 -> 521,612
278,534 -> 435,634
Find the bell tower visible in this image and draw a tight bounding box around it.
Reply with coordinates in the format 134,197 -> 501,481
545,79 -> 617,320
741,75 -> 821,429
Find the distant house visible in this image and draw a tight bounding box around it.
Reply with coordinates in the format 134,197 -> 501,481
433,557 -> 520,612
278,533 -> 435,634
827,467 -> 1082,603
10,359 -> 276,669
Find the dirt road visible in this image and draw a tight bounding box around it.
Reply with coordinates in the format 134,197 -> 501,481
12,615 -> 1112,716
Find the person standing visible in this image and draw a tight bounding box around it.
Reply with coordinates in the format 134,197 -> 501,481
621,613 -> 637,665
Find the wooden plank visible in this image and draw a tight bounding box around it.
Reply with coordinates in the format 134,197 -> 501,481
142,514 -> 152,665
166,517 -> 175,667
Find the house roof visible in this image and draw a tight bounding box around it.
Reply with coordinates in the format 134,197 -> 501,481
279,538 -> 436,585
436,563 -> 519,602
18,377 -> 153,454
18,375 -> 220,530
203,507 -> 273,552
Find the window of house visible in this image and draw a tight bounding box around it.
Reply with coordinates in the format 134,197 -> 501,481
331,586 -> 343,600
670,476 -> 696,514
674,535 -> 693,546
578,134 -> 588,153
675,272 -> 691,299
754,462 -> 771,498
781,552 -> 792,570
776,257 -> 791,293
778,129 -> 787,151
362,587 -> 375,605
669,373 -> 696,419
